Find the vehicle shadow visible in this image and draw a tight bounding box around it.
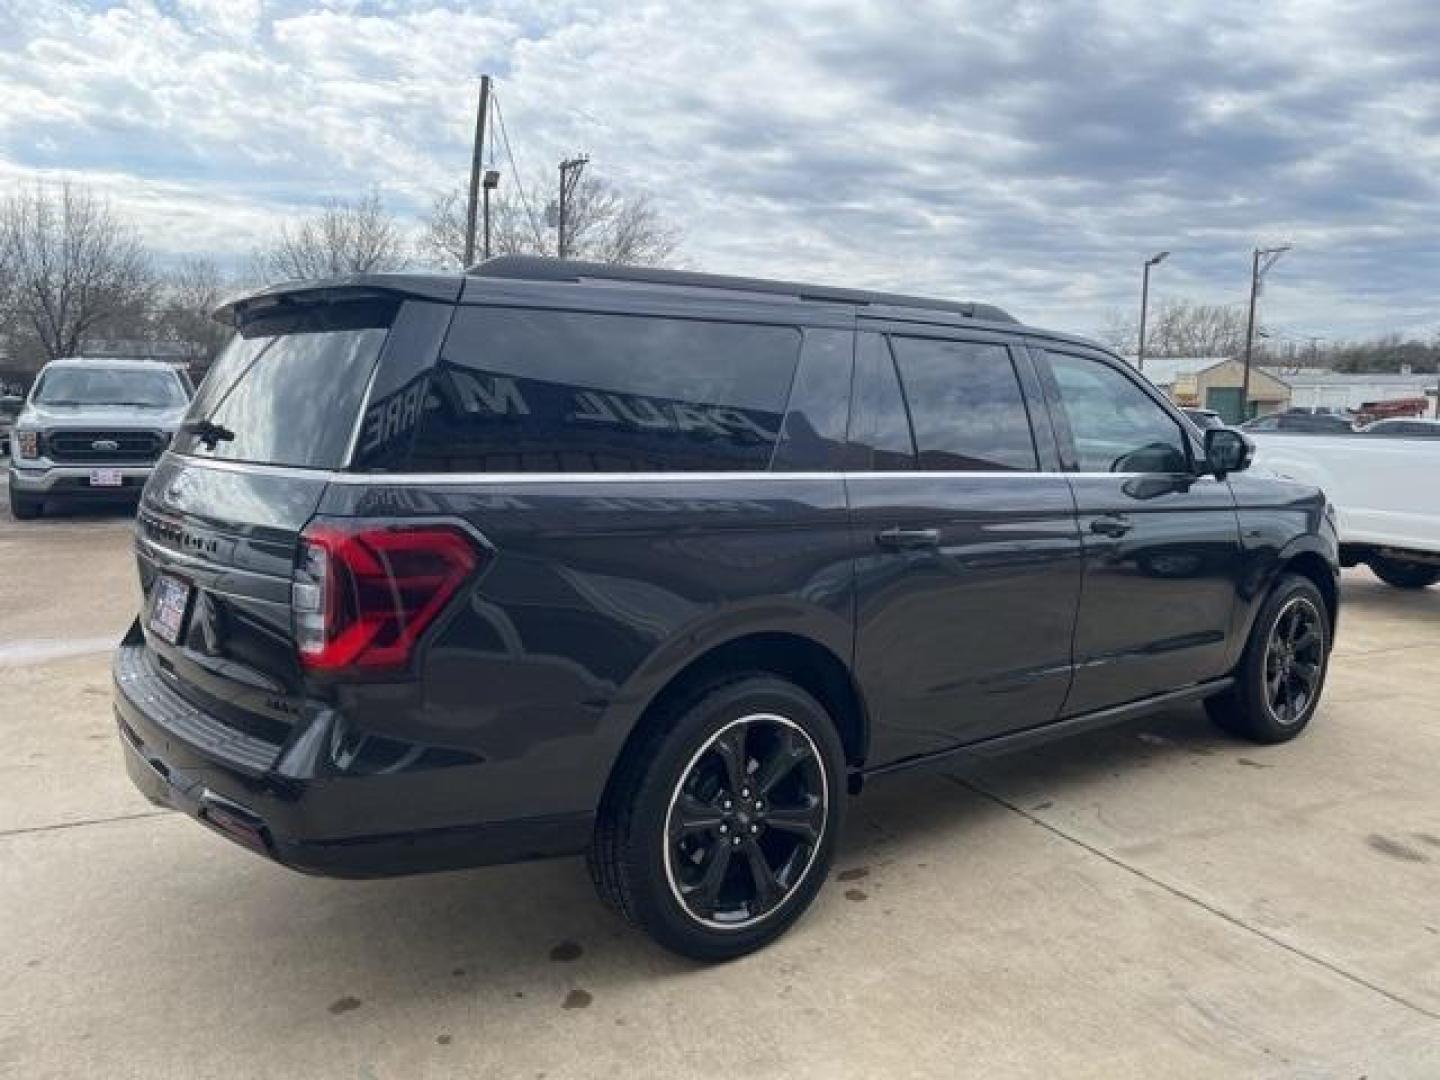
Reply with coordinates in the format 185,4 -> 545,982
843,703 -> 1229,856
1340,571 -> 1440,616
1,494 -> 139,525
179,703 -> 1227,1004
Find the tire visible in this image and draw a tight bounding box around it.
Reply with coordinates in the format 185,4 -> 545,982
8,488 -> 41,520
1369,556 -> 1440,590
1206,573 -> 1331,744
588,674 -> 845,961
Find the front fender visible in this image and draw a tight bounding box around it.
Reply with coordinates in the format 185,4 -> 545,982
1225,474 -> 1336,669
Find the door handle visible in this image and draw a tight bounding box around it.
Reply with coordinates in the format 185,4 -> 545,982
876,527 -> 941,550
1089,516 -> 1133,538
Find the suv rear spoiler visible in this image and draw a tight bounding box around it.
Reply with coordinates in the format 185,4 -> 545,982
213,275 -> 465,329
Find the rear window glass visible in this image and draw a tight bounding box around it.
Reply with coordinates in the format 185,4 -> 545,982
408,307 -> 801,472
176,301 -> 393,468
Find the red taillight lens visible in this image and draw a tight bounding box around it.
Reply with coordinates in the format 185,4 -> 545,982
294,522 -> 483,672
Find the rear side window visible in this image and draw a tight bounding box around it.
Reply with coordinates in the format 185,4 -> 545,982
890,337 -> 1037,471
408,307 -> 800,472
177,300 -> 394,468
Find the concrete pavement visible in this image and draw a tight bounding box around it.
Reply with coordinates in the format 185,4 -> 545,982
1,495 -> 1437,1078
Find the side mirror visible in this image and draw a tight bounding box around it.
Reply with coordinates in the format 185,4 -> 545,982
1204,427 -> 1253,477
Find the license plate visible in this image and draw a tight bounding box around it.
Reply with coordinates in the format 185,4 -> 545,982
149,575 -> 192,645
89,469 -> 123,487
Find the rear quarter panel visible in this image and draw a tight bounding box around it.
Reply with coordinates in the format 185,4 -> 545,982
317,475 -> 856,822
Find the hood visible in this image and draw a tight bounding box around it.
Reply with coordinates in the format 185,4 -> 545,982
19,402 -> 189,431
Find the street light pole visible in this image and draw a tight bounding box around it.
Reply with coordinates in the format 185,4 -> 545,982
1241,244 -> 1291,421
1137,250 -> 1169,372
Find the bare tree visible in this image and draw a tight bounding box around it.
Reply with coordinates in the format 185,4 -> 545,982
418,172 -> 679,270
253,191 -> 408,282
0,180 -> 155,367
152,256 -> 235,368
1102,299 -> 1251,358
1324,334 -> 1440,374
1098,308 -> 1139,354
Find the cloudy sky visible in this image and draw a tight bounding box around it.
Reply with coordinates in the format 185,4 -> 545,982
1,0 -> 1437,343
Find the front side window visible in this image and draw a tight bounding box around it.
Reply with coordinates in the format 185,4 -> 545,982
890,337 -> 1037,471
1043,351 -> 1191,474
409,307 -> 801,472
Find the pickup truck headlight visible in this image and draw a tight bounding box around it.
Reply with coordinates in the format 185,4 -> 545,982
15,429 -> 39,459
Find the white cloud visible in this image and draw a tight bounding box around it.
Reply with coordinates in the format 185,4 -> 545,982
0,0 -> 1437,341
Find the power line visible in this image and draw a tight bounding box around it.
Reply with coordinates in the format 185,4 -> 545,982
491,93 -> 546,249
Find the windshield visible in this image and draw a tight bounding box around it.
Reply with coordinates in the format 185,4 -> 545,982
33,367 -> 188,408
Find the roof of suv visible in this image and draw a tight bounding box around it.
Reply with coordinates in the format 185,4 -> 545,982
468,256 -> 1020,324
215,255 -> 1111,354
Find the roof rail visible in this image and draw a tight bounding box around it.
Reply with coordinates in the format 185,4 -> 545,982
468,255 -> 1018,324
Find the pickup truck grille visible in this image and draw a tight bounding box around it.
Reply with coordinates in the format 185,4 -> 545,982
46,429 -> 167,464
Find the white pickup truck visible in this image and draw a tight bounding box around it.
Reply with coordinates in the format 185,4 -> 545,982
1249,432 -> 1440,589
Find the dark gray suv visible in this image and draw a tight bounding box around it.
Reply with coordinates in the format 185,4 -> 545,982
114,257 -> 1339,959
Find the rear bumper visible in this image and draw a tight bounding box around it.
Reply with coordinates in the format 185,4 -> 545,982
9,462 -> 153,497
112,644 -> 592,878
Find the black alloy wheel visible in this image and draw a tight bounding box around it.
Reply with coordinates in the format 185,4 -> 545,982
589,675 -> 845,960
1206,572 -> 1330,744
1262,596 -> 1325,726
664,713 -> 827,929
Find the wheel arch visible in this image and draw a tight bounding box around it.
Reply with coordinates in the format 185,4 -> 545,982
596,631 -> 870,816
1280,547 -> 1339,635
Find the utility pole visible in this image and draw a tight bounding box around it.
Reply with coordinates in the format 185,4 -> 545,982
1136,250 -> 1170,372
463,74 -> 492,267
1241,244 -> 1291,421
557,155 -> 589,259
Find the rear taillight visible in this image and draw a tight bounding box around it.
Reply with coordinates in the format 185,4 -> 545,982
293,521 -> 484,673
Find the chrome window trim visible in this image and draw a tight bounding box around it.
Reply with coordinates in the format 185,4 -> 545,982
167,452 -> 1176,485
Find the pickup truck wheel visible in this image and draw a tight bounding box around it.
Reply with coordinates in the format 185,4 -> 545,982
1206,573 -> 1330,744
588,675 -> 844,961
8,488 -> 42,520
1368,556 -> 1440,590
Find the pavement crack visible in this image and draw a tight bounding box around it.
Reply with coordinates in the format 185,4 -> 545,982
0,809 -> 172,839
943,771 -> 1440,1025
